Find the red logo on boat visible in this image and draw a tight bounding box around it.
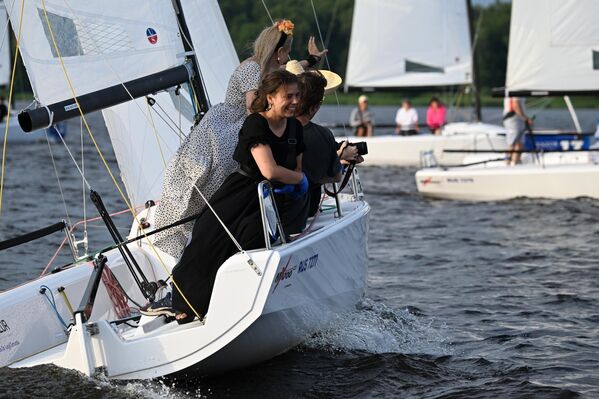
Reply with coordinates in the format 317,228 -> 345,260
146,28 -> 158,44
421,177 -> 432,186
272,257 -> 295,292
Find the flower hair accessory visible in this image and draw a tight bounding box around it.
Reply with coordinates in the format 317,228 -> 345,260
276,19 -> 294,36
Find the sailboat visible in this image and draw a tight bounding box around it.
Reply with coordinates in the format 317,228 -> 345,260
0,0 -> 370,379
415,0 -> 599,201
343,0 -> 507,167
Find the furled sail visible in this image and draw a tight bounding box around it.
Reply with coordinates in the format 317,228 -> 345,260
506,0 -> 599,94
345,0 -> 472,89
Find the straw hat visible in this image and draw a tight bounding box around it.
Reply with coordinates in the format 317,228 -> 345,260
285,60 -> 342,93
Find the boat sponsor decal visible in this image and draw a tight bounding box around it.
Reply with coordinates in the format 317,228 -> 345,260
64,103 -> 78,112
272,257 -> 295,292
447,177 -> 474,184
0,320 -> 9,334
420,177 -> 441,186
272,254 -> 320,293
146,27 -> 158,44
0,340 -> 19,354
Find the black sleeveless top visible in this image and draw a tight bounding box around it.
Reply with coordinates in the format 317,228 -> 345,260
233,113 -> 305,180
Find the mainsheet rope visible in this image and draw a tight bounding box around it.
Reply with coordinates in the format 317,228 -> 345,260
39,0 -> 201,320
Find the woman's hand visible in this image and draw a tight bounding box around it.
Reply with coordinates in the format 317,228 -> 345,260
308,36 -> 327,58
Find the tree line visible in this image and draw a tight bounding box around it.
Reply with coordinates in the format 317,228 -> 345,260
219,0 -> 512,91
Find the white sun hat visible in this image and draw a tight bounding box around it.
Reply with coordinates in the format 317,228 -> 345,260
285,60 -> 342,93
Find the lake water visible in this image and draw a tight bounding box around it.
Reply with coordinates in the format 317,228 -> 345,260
0,106 -> 598,398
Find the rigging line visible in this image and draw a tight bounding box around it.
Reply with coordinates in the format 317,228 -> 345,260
45,132 -> 72,226
260,0 -> 274,24
309,0 -> 348,136
145,100 -> 167,168
54,126 -> 91,191
151,97 -> 187,139
80,117 -> 86,234
0,0 -> 24,218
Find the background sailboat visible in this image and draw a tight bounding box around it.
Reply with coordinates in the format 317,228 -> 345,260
415,0 -> 599,201
342,0 -> 505,167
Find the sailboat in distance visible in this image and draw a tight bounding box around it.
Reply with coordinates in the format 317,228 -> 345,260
416,0 -> 599,201
342,0 -> 506,167
0,0 -> 370,379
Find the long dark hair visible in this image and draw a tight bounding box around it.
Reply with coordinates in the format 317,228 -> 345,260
250,69 -> 299,113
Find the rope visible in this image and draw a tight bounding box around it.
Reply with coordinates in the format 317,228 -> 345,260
191,183 -> 256,269
45,131 -> 72,226
80,118 -> 87,237
145,99 -> 167,168
39,285 -> 69,330
101,264 -> 132,319
260,0 -> 274,24
0,0 -> 24,217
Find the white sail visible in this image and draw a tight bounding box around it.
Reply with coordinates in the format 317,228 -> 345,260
102,0 -> 239,206
506,0 -> 599,94
345,0 -> 472,89
6,0 -> 186,105
0,1 -> 10,86
180,0 -> 239,105
6,0 -> 238,207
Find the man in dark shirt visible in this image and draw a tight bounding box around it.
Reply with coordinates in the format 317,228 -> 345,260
296,71 -> 361,216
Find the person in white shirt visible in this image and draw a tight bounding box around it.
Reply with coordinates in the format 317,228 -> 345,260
395,99 -> 419,136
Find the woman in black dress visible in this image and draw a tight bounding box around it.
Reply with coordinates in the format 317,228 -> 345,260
153,70 -> 308,323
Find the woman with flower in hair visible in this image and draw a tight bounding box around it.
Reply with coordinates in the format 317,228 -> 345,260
153,19 -> 327,260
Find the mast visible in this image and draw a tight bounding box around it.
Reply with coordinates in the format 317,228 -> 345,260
172,0 -> 210,118
467,0 -> 482,122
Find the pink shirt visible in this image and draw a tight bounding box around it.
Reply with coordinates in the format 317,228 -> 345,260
426,105 -> 446,129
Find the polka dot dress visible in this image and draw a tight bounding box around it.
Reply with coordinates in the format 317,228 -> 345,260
153,60 -> 261,259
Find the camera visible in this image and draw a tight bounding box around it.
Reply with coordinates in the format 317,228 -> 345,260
348,141 -> 368,156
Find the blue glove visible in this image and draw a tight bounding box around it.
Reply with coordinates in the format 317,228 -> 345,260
291,174 -> 309,200
274,184 -> 295,195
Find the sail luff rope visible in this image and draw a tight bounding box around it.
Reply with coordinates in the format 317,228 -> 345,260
40,0 -> 201,320
45,132 -> 72,226
80,117 -> 86,235
0,0 -> 24,217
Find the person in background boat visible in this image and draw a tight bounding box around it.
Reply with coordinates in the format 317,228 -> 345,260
144,70 -> 308,323
0,96 -> 7,123
293,67 -> 362,216
503,96 -> 532,165
152,19 -> 327,259
426,97 -> 446,135
350,95 -> 374,137
395,99 -> 419,135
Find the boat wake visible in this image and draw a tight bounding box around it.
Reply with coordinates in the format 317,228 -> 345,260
301,298 -> 452,356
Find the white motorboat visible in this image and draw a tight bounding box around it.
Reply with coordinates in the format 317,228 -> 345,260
416,0 -> 599,201
0,0 -> 370,379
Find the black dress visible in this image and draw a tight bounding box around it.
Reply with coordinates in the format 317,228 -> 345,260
171,113 -> 307,317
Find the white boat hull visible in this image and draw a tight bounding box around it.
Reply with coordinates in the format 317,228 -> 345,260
356,123 -> 506,167
416,163 -> 599,201
0,198 -> 369,379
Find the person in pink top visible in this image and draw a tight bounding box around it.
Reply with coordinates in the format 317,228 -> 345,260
426,97 -> 446,135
